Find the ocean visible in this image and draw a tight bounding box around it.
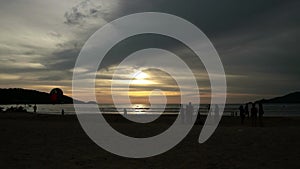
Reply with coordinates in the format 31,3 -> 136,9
1,103 -> 299,117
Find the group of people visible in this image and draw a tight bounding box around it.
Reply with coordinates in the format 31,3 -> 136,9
239,102 -> 264,126
180,102 -> 194,124
180,103 -> 222,124
180,102 -> 265,126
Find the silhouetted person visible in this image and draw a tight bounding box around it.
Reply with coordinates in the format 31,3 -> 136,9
214,105 -> 220,124
61,109 -> 65,116
245,103 -> 249,118
239,105 -> 245,125
33,104 -> 37,114
251,103 -> 258,126
186,102 -> 194,124
180,105 -> 185,124
124,108 -> 127,116
258,102 -> 264,127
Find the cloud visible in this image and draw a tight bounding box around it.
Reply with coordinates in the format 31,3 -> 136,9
0,74 -> 21,80
64,0 -> 119,26
0,56 -> 46,71
64,6 -> 87,25
48,31 -> 62,38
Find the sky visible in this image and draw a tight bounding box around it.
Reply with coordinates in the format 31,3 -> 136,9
0,0 -> 299,104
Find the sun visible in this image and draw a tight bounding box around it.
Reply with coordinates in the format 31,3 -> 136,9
132,71 -> 148,80
130,71 -> 152,85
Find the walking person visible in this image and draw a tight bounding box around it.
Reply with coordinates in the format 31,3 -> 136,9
239,105 -> 245,125
251,103 -> 258,127
258,102 -> 264,127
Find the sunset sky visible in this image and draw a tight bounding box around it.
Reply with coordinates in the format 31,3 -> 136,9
0,0 -> 299,104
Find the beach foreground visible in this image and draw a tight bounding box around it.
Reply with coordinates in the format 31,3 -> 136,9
0,113 -> 299,169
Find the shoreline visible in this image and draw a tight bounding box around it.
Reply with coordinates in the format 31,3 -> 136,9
1,111 -> 300,127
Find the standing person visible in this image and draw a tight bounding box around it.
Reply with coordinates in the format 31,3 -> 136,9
239,105 -> 245,125
33,104 -> 37,114
61,109 -> 65,116
251,103 -> 258,127
186,102 -> 194,124
245,103 -> 249,118
123,108 -> 127,116
180,105 -> 185,124
258,102 -> 264,127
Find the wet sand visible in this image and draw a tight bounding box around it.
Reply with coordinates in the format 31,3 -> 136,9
0,112 -> 300,169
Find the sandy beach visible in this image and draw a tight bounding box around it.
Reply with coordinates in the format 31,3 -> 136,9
0,112 -> 299,169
